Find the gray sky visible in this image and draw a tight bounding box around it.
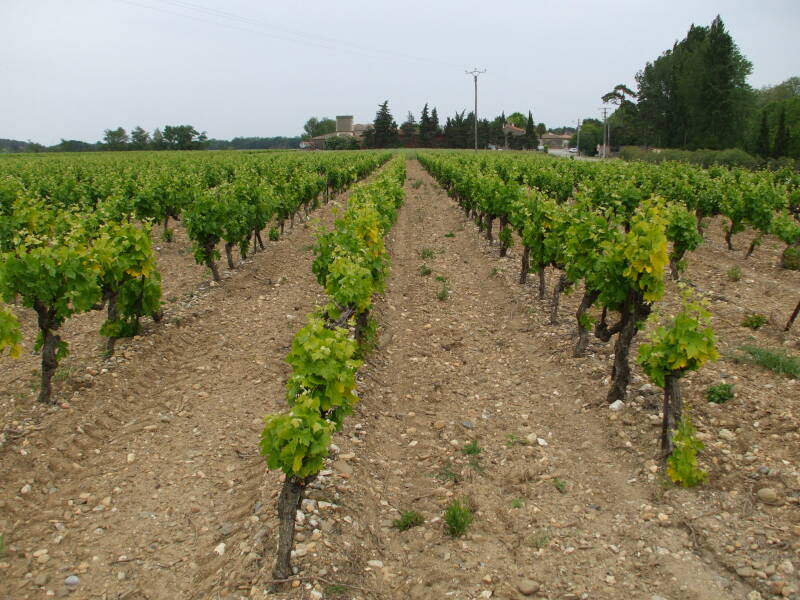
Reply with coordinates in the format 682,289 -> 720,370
3,0 -> 799,145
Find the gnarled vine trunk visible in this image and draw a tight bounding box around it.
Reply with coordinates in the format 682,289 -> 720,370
106,290 -> 119,356
518,245 -> 530,284
549,274 -> 570,325
34,302 -> 60,404
573,289 -> 600,358
606,291 -> 651,404
225,242 -> 236,270
272,475 -> 313,583
203,240 -> 221,282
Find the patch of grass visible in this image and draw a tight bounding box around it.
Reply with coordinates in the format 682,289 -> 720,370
411,179 -> 423,189
505,434 -> 528,447
437,284 -> 450,302
553,478 -> 567,494
727,266 -> 742,282
741,313 -> 768,330
511,498 -> 524,509
706,383 -> 735,404
418,264 -> 432,276
436,462 -> 460,484
737,344 -> 800,378
526,528 -> 551,549
444,232 -> 455,238
163,228 -> 173,243
419,247 -> 434,260
434,274 -> 448,283
463,440 -> 481,456
489,267 -> 500,278
324,583 -> 348,596
392,510 -> 424,531
268,227 -> 280,241
444,499 -> 473,537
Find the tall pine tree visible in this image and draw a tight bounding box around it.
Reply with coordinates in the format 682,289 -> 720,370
419,103 -> 432,146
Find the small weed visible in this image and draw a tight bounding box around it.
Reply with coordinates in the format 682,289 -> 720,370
489,267 -> 500,278
167,295 -> 178,303
53,365 -> 72,383
268,227 -> 280,241
437,284 -> 450,301
444,499 -> 473,537
553,478 -> 567,494
419,247 -> 434,260
706,383 -> 734,404
468,456 -> 484,472
418,264 -> 432,276
436,462 -> 460,483
727,266 -> 742,282
737,344 -> 800,378
163,228 -> 173,243
444,232 -> 455,238
527,528 -> 551,549
324,584 -> 348,596
741,313 -> 768,330
392,510 -> 424,531
434,274 -> 448,283
463,440 -> 481,456
411,179 -> 423,189
505,434 -> 528,447
511,498 -> 524,509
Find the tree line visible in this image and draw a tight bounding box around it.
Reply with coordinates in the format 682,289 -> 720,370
591,15 -> 798,161
1,127 -> 302,153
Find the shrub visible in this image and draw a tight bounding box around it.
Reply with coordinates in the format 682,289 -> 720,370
418,264 -> 432,276
667,416 -> 707,487
782,246 -> 800,270
727,266 -> 742,281
706,383 -> 734,404
462,441 -> 481,456
268,227 -> 280,241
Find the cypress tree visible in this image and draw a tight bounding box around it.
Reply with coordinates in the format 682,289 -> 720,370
773,106 -> 790,158
372,100 -> 399,148
419,103 -> 432,146
525,111 -> 538,149
754,110 -> 770,157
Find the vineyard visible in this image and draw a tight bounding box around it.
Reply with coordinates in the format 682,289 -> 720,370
0,150 -> 799,600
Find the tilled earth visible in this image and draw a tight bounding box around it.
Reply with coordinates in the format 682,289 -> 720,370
1,159 -> 799,600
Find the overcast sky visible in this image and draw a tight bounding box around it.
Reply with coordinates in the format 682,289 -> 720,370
3,0 -> 799,145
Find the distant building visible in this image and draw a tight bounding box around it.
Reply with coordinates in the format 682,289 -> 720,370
540,132 -> 572,149
305,115 -> 371,149
502,123 -> 526,149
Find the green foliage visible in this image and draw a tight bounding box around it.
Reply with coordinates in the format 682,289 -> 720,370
511,498 -> 524,509
638,295 -> 719,387
163,228 -> 173,242
419,247 -> 434,259
268,226 -> 280,241
436,462 -> 460,483
444,231 -> 455,238
505,434 -> 528,447
392,510 -> 424,531
285,315 -> 361,427
498,225 -> 513,248
741,313 -> 768,329
666,416 -> 708,487
444,499 -> 473,537
553,478 -> 567,494
418,264 -> 432,276
0,305 -> 21,358
726,266 -> 742,281
737,344 -> 800,378
706,383 -> 734,404
462,440 -> 481,456
782,246 -> 800,270
436,283 -> 450,301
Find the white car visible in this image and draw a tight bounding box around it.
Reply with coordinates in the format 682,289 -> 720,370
568,147 -> 578,153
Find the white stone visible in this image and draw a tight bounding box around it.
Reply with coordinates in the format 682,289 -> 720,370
367,560 -> 384,568
214,543 -> 226,556
609,400 -> 625,411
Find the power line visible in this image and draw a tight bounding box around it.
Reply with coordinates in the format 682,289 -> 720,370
113,0 -> 462,69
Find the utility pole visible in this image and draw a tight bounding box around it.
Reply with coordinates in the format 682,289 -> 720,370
466,68 -> 486,151
599,106 -> 610,158
576,119 -> 582,157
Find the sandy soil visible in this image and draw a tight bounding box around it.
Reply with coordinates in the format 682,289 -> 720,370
0,159 -> 798,600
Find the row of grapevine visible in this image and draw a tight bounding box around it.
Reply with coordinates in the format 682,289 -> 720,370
259,157 -> 406,581
419,152 -> 720,468
0,151 -> 390,403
